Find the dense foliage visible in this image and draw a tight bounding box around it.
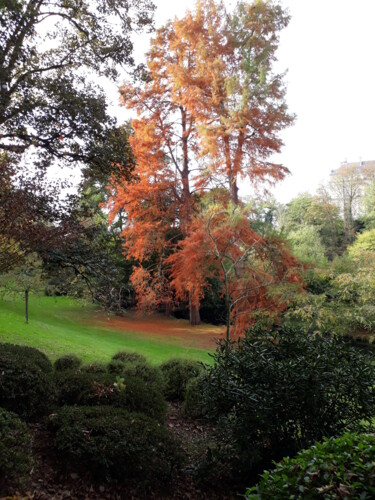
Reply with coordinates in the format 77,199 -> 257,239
196,327 -> 375,478
55,371 -> 166,421
0,344 -> 56,419
49,406 -> 180,484
160,359 -> 204,401
0,0 -> 154,178
0,342 -> 52,373
54,354 -> 82,372
108,361 -> 165,392
246,433 -> 375,499
112,351 -> 147,364
0,408 -> 33,484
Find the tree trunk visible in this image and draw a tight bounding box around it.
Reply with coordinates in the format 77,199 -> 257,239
25,288 -> 29,324
189,296 -> 201,325
180,106 -> 201,325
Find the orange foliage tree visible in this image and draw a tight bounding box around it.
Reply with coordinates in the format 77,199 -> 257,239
108,0 -> 296,332
171,0 -> 294,204
167,205 -> 301,338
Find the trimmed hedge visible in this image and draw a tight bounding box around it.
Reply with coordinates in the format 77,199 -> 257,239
112,351 -> 147,364
49,406 -> 181,484
108,360 -> 165,392
0,407 -> 33,482
246,433 -> 375,499
0,342 -> 52,373
0,349 -> 56,420
160,359 -> 203,401
54,354 -> 82,372
55,371 -> 166,422
81,362 -> 107,374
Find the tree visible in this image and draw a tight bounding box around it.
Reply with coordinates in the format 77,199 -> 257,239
160,0 -> 294,205
306,186 -> 344,259
0,0 -> 154,178
329,163 -> 375,244
109,0 -> 293,326
362,180 -> 375,229
167,205 -> 300,338
283,193 -> 314,231
0,153 -> 72,274
43,179 -> 134,310
287,225 -> 327,266
0,253 -> 43,323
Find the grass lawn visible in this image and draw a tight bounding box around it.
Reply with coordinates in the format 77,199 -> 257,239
0,295 -> 217,365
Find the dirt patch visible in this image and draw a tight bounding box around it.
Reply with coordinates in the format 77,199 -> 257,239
84,311 -> 225,350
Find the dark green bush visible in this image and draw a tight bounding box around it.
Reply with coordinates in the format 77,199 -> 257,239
108,360 -> 165,392
112,351 -> 147,364
199,327 -> 375,479
55,371 -> 166,421
0,342 -> 52,373
54,354 -> 82,372
0,408 -> 33,483
81,362 -> 107,373
107,358 -> 128,374
50,406 -> 181,484
246,433 -> 375,499
160,359 -> 204,401
0,351 -> 56,420
183,375 -> 210,418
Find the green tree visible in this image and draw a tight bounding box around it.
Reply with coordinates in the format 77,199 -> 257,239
0,253 -> 44,323
0,0 -> 153,178
283,193 -> 314,231
287,225 -> 327,266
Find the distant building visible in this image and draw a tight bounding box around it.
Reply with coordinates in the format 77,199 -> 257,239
330,159 -> 375,176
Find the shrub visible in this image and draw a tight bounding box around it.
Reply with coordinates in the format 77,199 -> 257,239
183,375 -> 208,418
81,362 -> 107,374
0,408 -> 33,483
246,433 -> 375,499
54,354 -> 82,372
112,351 -> 147,364
108,360 -> 165,392
0,350 -> 56,420
160,359 -> 204,401
200,327 -> 375,479
107,359 -> 128,374
55,371 -> 166,421
50,406 -> 181,484
0,342 -> 52,373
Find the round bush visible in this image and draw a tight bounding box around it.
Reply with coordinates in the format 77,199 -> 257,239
0,351 -> 56,420
200,327 -> 375,478
246,433 -> 375,499
81,362 -> 107,374
54,354 -> 82,372
0,342 -> 53,373
108,360 -> 165,392
183,375 -> 208,418
112,351 -> 147,364
50,406 -> 181,484
55,371 -> 166,421
160,359 -> 204,401
107,359 -> 128,374
0,408 -> 33,482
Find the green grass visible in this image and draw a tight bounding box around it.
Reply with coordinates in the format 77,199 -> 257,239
0,295 -> 213,364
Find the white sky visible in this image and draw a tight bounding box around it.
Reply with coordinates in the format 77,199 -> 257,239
121,0 -> 375,203
64,0 -> 375,204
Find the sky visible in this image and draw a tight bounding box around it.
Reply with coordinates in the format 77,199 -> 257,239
54,0 -> 375,204
105,0 -> 375,203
